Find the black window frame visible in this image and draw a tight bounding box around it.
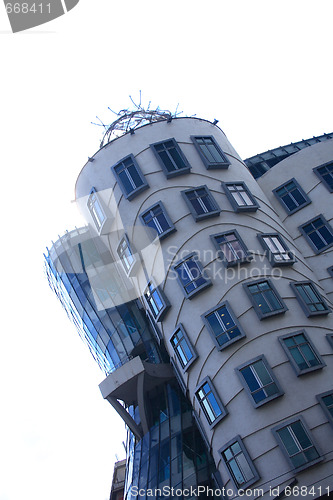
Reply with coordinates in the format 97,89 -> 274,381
313,161 -> 333,193
144,281 -> 170,322
112,154 -> 149,201
257,233 -> 296,267
181,185 -> 221,222
190,135 -> 230,169
236,354 -> 284,408
210,230 -> 252,268
243,279 -> 288,320
272,416 -> 323,473
150,138 -> 191,178
290,281 -> 331,317
279,330 -> 325,376
170,324 -> 198,372
273,178 -> 311,215
201,301 -> 246,351
139,201 -> 176,240
195,376 -> 227,428
299,214 -> 333,254
316,390 -> 333,428
173,252 -> 212,300
222,181 -> 259,213
219,435 -> 260,490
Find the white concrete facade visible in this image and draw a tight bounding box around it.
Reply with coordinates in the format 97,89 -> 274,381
75,118 -> 333,499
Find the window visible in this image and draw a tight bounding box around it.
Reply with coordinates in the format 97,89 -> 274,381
190,135 -> 230,169
201,301 -> 246,350
112,154 -> 149,200
150,138 -> 191,178
117,235 -> 138,276
219,436 -> 260,489
243,279 -> 287,320
222,181 -> 259,212
236,355 -> 283,408
87,188 -> 112,234
327,334 -> 333,349
257,233 -> 295,266
170,324 -> 197,371
313,161 -> 333,192
173,253 -> 211,299
279,331 -> 325,376
144,282 -> 170,322
290,281 -> 331,317
211,230 -> 252,267
299,215 -> 333,253
195,377 -> 227,427
328,266 -> 333,278
317,390 -> 333,428
272,417 -> 322,472
140,202 -> 176,240
181,185 -> 221,221
273,178 -> 311,215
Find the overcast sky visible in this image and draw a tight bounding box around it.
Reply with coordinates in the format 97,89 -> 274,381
1,1 -> 333,499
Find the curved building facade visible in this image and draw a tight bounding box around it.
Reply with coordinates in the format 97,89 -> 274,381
46,115 -> 333,500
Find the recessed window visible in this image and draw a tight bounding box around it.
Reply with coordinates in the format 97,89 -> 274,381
236,355 -> 283,408
170,324 -> 197,371
201,301 -> 246,350
181,185 -> 221,221
290,281 -> 331,317
195,377 -> 227,428
112,155 -> 149,201
243,279 -> 287,320
150,138 -> 191,178
140,201 -> 176,240
313,161 -> 333,192
222,181 -> 259,212
87,188 -> 111,234
272,417 -> 322,472
257,233 -> 295,266
299,215 -> 333,254
117,235 -> 138,276
190,135 -> 230,169
273,178 -> 311,215
316,390 -> 333,428
173,253 -> 211,299
219,436 -> 260,489
327,334 -> 333,349
328,266 -> 333,278
211,230 -> 252,267
144,281 -> 170,322
279,331 -> 325,376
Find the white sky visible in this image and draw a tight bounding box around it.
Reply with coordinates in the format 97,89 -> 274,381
1,1 -> 332,499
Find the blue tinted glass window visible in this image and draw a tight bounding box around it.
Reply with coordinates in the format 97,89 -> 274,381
301,216 -> 333,251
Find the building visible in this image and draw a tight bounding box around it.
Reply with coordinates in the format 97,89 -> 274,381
110,459 -> 126,500
45,109 -> 333,500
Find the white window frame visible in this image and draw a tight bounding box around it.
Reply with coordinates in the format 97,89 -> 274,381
257,233 -> 295,266
117,235 -> 139,276
170,324 -> 197,372
222,181 -> 259,212
144,281 -> 170,322
195,376 -> 227,428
